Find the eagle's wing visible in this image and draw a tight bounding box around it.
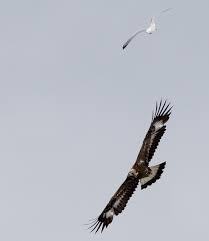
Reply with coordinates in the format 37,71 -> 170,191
136,100 -> 172,164
122,29 -> 145,49
88,174 -> 139,233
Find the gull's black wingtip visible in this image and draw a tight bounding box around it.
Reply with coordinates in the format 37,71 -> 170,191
122,45 -> 126,50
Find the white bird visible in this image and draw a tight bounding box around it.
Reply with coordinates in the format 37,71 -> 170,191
122,8 -> 172,50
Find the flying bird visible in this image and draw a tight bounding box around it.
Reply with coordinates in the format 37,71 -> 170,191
122,8 -> 172,50
88,100 -> 172,233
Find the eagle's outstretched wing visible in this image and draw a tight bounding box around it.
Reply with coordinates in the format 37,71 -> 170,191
136,100 -> 172,165
88,175 -> 139,233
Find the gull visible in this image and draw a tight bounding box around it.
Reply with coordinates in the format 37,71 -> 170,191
122,8 -> 172,50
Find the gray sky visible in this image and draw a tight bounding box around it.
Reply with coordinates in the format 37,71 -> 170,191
0,0 -> 209,240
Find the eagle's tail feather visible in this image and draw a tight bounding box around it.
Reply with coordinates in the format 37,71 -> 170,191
140,162 -> 166,190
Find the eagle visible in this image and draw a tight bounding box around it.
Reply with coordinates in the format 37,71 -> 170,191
88,100 -> 172,233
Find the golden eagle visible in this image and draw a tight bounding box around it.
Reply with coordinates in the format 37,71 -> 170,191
88,100 -> 172,233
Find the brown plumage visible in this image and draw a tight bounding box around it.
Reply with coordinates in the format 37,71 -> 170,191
88,100 -> 172,233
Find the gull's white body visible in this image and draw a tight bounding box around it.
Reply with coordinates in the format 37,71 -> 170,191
122,8 -> 171,49
145,17 -> 156,34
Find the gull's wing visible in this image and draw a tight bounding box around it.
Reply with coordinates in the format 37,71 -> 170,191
88,175 -> 139,233
156,8 -> 172,19
160,8 -> 172,14
122,29 -> 145,50
136,100 -> 172,165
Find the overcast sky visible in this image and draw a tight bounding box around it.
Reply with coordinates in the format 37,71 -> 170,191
0,0 -> 209,240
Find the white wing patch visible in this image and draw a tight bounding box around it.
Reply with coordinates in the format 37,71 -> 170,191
105,209 -> 114,219
154,120 -> 164,130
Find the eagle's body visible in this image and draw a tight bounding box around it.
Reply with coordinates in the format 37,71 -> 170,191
88,100 -> 172,233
